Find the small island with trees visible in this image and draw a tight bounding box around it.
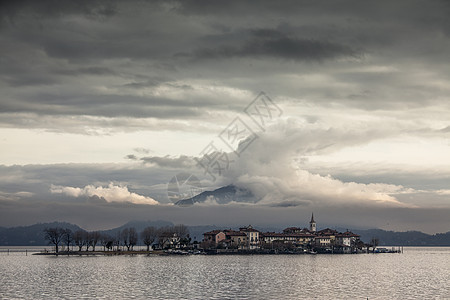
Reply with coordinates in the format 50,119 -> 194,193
39,214 -> 401,256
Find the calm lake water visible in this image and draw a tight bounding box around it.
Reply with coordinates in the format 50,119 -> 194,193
1,247 -> 449,299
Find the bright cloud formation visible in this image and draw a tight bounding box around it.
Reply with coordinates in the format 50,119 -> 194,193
50,183 -> 159,205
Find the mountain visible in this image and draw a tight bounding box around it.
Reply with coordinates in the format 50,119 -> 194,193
101,220 -> 174,237
0,220 -> 175,246
1,221 -> 449,246
0,222 -> 83,246
175,184 -> 255,206
352,229 -> 450,246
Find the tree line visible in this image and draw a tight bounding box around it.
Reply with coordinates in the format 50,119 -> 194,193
43,224 -> 190,253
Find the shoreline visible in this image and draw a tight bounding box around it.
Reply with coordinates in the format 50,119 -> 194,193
31,248 -> 402,256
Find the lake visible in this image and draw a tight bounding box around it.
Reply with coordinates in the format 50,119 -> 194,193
1,247 -> 449,299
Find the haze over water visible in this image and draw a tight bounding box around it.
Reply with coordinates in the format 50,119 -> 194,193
1,247 -> 449,299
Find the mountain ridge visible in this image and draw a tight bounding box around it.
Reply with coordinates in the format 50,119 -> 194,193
175,184 -> 254,206
0,221 -> 449,246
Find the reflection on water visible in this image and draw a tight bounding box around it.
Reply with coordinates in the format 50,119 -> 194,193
0,247 -> 449,299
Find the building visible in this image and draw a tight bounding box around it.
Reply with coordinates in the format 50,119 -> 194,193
239,225 -> 260,250
314,228 -> 338,246
223,230 -> 247,249
309,213 -> 316,233
203,230 -> 226,245
335,230 -> 360,247
161,233 -> 181,249
262,232 -> 315,245
202,214 -> 361,252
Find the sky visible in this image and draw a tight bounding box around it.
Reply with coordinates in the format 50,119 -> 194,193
1,0 -> 450,233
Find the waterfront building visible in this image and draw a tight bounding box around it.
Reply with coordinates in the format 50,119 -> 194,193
203,230 -> 226,244
335,230 -> 360,247
223,230 -> 247,249
239,225 -> 260,250
202,214 -> 360,252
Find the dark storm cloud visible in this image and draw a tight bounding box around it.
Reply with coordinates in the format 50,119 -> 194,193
0,0 -> 116,24
186,29 -> 358,61
1,0 -> 450,127
55,66 -> 117,76
0,93 -> 226,119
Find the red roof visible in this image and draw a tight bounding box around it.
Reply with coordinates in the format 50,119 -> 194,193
338,231 -> 360,237
203,230 -> 223,235
224,230 -> 246,236
262,232 -> 315,238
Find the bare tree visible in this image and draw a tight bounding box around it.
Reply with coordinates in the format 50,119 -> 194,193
370,237 -> 379,253
63,228 -> 73,252
43,227 -> 65,254
84,231 -> 92,251
121,228 -> 130,250
120,228 -> 138,251
129,228 -> 138,251
174,224 -> 189,239
90,231 -> 101,251
141,226 -> 157,251
73,230 -> 86,251
114,231 -> 121,251
175,224 -> 190,248
158,226 -> 176,249
100,233 -> 114,251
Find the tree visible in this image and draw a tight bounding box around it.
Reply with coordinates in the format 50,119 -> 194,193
100,233 -> 114,251
174,224 -> 189,239
63,228 -> 73,252
121,228 -> 130,251
370,237 -> 379,253
174,224 -> 190,248
73,230 -> 86,251
120,227 -> 138,251
84,231 -> 92,251
129,228 -> 138,251
158,226 -> 176,249
115,232 -> 121,251
43,227 -> 65,254
90,231 -> 101,251
141,226 -> 157,251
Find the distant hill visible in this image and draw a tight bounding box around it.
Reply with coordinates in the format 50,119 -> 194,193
101,220 -> 174,237
352,229 -> 450,246
0,221 -> 449,246
0,222 -> 83,246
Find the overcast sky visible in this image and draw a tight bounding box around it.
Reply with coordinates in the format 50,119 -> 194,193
1,0 -> 450,233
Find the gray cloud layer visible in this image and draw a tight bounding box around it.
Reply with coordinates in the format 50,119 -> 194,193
1,0 -> 450,127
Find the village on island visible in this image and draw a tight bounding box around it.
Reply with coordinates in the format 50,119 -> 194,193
201,213 -> 367,254
33,213 -> 401,256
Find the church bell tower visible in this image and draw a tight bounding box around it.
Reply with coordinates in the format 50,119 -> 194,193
309,213 -> 316,232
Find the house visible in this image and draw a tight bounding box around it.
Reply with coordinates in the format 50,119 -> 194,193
161,233 -> 181,249
203,230 -> 226,244
315,228 -> 338,246
223,230 -> 247,249
239,225 -> 260,250
262,232 -> 314,245
261,232 -> 286,243
335,230 -> 360,247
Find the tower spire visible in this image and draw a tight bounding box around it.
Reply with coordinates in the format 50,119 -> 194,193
309,212 -> 316,232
